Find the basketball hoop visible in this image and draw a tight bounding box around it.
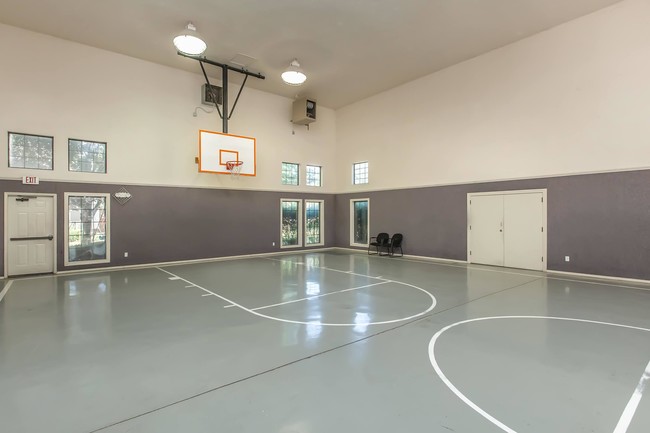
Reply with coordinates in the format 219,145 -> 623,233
225,160 -> 244,178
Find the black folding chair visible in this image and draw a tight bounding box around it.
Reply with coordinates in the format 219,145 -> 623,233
368,232 -> 390,255
387,233 -> 403,257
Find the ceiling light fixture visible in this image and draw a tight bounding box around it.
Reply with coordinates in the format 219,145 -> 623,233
281,59 -> 307,86
173,22 -> 207,56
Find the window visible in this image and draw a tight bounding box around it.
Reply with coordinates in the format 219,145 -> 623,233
350,199 -> 369,246
305,200 -> 324,246
69,139 -> 107,173
65,193 -> 110,265
306,165 -> 322,187
282,162 -> 299,185
8,132 -> 53,170
281,199 -> 302,247
353,161 -> 368,184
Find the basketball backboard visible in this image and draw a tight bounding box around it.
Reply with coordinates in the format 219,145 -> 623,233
199,130 -> 256,176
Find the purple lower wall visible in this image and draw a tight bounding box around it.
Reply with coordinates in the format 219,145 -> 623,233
3,168 -> 650,281
336,169 -> 650,281
0,180 -> 335,275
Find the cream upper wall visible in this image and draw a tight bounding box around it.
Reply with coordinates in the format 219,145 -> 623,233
0,24 -> 337,193
3,0 -> 650,196
335,0 -> 650,193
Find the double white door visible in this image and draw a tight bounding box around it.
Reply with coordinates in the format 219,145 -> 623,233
468,191 -> 545,271
6,194 -> 55,276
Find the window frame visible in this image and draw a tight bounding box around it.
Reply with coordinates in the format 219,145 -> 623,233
350,198 -> 370,247
305,165 -> 322,187
68,138 -> 107,173
352,161 -> 369,185
304,199 -> 325,247
280,198 -> 303,248
281,162 -> 300,186
64,192 -> 111,266
8,131 -> 54,171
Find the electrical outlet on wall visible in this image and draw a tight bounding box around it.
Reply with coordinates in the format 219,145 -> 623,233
272,242 -> 276,246
124,252 -> 129,258
565,256 -> 570,262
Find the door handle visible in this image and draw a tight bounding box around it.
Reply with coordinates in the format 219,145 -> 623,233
10,235 -> 54,241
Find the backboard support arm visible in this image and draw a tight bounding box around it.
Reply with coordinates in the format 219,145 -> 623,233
178,52 -> 265,133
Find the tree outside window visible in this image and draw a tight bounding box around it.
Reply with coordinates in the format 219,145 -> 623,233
281,199 -> 302,247
66,194 -> 110,265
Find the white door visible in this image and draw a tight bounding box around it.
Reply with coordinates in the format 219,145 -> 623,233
504,193 -> 544,271
7,195 -> 55,276
469,195 -> 504,266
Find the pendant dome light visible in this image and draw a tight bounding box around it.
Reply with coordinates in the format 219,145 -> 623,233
281,59 -> 307,86
173,22 -> 207,56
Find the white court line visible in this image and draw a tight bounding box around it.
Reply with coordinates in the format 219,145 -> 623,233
168,277 -> 181,280
225,281 -> 389,309
157,267 -> 436,327
201,293 -> 216,297
0,280 -> 13,303
249,281 -> 390,311
428,316 -> 650,433
613,359 -> 650,433
264,257 -> 387,281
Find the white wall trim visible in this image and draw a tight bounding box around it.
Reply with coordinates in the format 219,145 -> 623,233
547,270 -> 650,288
50,247 -> 338,278
0,176 -> 338,195
1,164 -> 649,196
334,247 -> 467,265
334,166 -> 650,195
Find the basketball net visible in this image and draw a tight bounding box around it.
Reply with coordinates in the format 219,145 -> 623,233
225,161 -> 243,178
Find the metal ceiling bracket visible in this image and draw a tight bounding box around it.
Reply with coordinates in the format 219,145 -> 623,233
178,52 -> 265,133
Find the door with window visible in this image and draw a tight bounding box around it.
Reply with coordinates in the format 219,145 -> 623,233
6,194 -> 56,276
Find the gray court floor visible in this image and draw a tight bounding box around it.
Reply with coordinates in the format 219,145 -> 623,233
1,251 -> 649,433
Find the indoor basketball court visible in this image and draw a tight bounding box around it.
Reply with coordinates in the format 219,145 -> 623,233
1,1 -> 650,432
1,252 -> 649,432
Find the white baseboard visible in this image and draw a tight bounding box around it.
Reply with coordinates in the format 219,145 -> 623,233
333,247 -> 467,265
547,269 -> 650,286
53,247 -> 337,277
402,253 -> 467,265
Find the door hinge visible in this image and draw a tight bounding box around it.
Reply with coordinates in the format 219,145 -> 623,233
541,197 -> 544,203
542,256 -> 544,262
469,225 -> 472,230
470,251 -> 472,255
541,227 -> 544,232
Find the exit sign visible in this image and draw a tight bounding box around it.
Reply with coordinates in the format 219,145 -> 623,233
22,176 -> 40,185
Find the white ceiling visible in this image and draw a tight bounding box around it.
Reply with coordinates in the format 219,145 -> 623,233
0,0 -> 622,109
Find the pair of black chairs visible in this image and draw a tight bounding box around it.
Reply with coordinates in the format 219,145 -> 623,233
368,233 -> 403,257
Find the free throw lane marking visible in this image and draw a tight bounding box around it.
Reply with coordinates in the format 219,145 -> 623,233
428,316 -> 650,433
250,281 -> 390,311
158,266 -> 435,326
